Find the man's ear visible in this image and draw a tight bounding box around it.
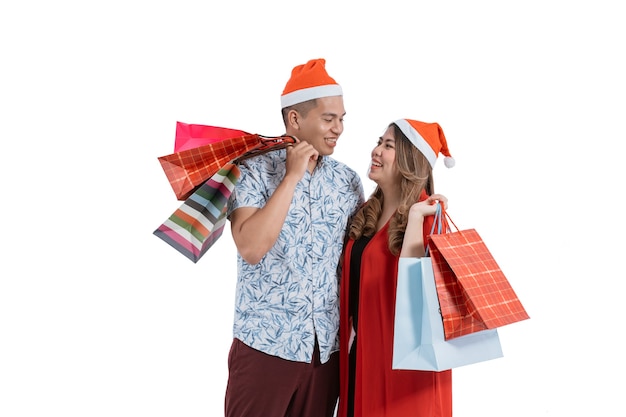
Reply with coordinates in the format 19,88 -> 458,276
287,109 -> 300,130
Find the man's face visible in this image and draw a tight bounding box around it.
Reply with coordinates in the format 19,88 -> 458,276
294,96 -> 345,156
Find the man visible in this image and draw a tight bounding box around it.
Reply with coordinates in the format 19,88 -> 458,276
225,58 -> 364,417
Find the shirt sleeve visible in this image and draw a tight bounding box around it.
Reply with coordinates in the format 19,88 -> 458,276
227,158 -> 267,217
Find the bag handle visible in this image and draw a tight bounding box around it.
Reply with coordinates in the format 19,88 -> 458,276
429,202 -> 444,236
425,203 -> 443,256
232,134 -> 297,164
425,201 -> 460,255
439,203 -> 459,233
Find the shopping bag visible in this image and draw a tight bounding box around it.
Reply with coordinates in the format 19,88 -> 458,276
428,208 -> 529,340
158,128 -> 264,201
392,256 -> 503,371
174,122 -> 250,152
153,135 -> 296,263
153,163 -> 239,263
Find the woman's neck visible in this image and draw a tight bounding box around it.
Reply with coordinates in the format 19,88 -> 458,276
378,185 -> 401,231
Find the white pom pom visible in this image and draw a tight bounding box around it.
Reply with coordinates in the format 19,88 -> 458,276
444,156 -> 455,168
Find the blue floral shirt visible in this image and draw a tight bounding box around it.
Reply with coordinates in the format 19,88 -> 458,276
227,149 -> 364,363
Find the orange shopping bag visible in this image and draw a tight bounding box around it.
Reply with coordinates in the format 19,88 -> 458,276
427,207 -> 529,340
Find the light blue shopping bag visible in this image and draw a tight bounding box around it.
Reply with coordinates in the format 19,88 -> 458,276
392,256 -> 504,371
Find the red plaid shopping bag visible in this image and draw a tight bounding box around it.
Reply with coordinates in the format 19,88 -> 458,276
158,130 -> 264,201
427,207 -> 529,340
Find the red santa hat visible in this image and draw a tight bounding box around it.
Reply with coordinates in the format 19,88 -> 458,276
281,58 -> 343,109
394,119 -> 455,168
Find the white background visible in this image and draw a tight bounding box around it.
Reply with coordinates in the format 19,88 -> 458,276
1,1 -> 624,416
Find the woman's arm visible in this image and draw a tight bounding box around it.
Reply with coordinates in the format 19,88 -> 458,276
400,194 -> 448,258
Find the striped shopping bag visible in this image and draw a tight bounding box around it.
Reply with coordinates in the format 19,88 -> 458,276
153,135 -> 296,263
153,163 -> 240,263
427,207 -> 529,340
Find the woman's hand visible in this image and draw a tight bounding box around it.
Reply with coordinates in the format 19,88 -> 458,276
426,193 -> 448,209
408,193 -> 448,218
401,193 -> 449,258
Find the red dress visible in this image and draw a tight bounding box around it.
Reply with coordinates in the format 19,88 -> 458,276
338,207 -> 452,417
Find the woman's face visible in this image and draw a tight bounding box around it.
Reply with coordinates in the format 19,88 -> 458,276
368,126 -> 402,187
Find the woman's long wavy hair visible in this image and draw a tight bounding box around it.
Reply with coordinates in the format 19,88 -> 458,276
348,123 -> 434,255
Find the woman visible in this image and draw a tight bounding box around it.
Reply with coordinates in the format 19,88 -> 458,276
338,119 -> 455,417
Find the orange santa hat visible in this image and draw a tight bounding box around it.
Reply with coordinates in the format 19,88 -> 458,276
281,58 -> 343,109
394,119 -> 455,168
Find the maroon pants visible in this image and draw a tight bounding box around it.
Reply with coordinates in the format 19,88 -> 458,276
224,338 -> 339,417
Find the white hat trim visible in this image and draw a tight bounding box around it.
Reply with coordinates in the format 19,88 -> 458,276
395,119 -> 437,168
281,84 -> 343,108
